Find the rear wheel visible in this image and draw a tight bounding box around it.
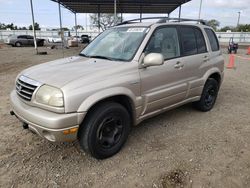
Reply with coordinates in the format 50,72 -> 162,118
78,102 -> 131,159
15,42 -> 21,47
193,78 -> 219,112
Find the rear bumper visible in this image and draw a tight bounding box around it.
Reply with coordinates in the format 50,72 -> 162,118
10,91 -> 85,142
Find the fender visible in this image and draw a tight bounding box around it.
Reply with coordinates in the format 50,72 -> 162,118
202,67 -> 222,85
77,87 -> 140,113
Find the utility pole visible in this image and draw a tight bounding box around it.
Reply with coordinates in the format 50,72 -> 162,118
237,11 -> 241,28
29,0 -> 38,54
198,0 -> 203,19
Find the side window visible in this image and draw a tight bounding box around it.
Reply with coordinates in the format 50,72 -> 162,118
205,28 -> 219,51
194,28 -> 207,53
144,27 -> 180,60
18,35 -> 26,39
179,27 -> 197,56
27,35 -> 34,39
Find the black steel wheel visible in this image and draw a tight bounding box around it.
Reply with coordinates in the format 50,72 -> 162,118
193,78 -> 219,112
78,102 -> 131,159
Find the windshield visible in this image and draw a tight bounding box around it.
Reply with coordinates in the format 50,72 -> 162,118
80,27 -> 149,61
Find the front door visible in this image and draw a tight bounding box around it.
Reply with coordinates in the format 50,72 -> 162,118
139,26 -> 188,115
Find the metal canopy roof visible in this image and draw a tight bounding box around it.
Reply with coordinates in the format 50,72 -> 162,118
52,0 -> 191,14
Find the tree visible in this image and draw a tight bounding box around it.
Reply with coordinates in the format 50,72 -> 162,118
219,26 -> 235,32
0,23 -> 6,29
237,24 -> 250,32
207,19 -> 220,31
29,22 -> 40,30
90,13 -> 122,31
73,25 -> 84,31
5,23 -> 15,30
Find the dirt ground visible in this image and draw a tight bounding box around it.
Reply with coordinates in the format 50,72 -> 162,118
0,44 -> 250,188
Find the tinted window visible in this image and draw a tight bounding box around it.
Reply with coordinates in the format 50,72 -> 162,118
144,27 -> 180,60
180,27 -> 197,56
27,35 -> 34,39
194,28 -> 207,53
205,28 -> 219,51
17,35 -> 27,39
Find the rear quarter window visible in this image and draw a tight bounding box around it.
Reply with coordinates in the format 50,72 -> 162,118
194,28 -> 207,53
205,28 -> 220,51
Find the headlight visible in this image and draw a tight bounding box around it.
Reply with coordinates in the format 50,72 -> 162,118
35,85 -> 64,107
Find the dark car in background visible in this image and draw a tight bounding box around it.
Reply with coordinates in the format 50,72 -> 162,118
5,35 -> 45,47
80,34 -> 91,44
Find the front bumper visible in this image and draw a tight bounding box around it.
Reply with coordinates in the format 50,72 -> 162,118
10,91 -> 85,142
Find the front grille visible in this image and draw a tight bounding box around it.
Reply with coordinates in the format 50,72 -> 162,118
16,76 -> 40,101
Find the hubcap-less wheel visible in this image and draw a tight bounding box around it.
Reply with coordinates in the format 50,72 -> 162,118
204,85 -> 216,108
78,102 -> 131,159
193,78 -> 219,112
97,116 -> 123,149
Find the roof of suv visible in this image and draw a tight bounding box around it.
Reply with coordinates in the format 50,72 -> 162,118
116,22 -> 210,29
115,17 -> 210,29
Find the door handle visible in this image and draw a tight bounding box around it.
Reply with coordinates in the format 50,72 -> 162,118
203,55 -> 209,62
174,61 -> 184,69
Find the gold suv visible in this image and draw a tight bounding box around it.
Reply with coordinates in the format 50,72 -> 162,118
10,18 -> 224,159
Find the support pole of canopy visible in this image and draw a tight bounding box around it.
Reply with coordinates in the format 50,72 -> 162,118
98,5 -> 100,32
58,1 -> 64,57
140,6 -> 142,22
178,4 -> 182,21
29,0 -> 38,54
121,13 -> 123,23
114,0 -> 117,25
75,12 -> 78,36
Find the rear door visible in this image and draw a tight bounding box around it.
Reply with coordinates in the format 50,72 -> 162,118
177,26 -> 209,98
26,35 -> 34,45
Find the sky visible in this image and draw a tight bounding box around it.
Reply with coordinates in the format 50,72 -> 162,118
0,0 -> 249,29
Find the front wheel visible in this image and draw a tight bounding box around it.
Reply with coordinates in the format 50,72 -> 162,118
78,102 -> 131,159
193,78 -> 219,112
15,42 -> 21,47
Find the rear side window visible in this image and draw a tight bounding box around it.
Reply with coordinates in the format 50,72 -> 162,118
179,27 -> 197,56
27,36 -> 34,39
194,28 -> 207,53
205,28 -> 219,51
17,35 -> 26,39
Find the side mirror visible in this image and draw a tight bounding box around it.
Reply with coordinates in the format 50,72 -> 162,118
142,53 -> 164,68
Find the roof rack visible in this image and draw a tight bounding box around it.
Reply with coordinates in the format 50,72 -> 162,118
117,17 -> 207,26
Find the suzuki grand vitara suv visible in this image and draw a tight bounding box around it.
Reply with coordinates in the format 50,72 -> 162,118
10,18 -> 224,159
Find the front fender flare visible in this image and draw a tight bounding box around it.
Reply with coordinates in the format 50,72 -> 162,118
77,87 -> 137,113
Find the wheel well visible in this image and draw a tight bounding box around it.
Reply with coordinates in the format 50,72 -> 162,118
209,73 -> 221,86
79,95 -> 135,133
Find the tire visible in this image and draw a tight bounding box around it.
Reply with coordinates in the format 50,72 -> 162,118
193,78 -> 219,112
78,102 -> 131,159
15,42 -> 21,47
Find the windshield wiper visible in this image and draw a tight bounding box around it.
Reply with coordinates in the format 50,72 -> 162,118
88,55 -> 114,61
79,53 -> 89,57
79,54 -> 126,61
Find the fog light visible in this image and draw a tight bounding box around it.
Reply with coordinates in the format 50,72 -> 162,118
63,127 -> 78,135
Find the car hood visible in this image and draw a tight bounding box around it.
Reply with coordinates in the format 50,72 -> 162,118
22,56 -> 132,88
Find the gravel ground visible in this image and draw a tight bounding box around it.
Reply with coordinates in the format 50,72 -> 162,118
0,44 -> 250,188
